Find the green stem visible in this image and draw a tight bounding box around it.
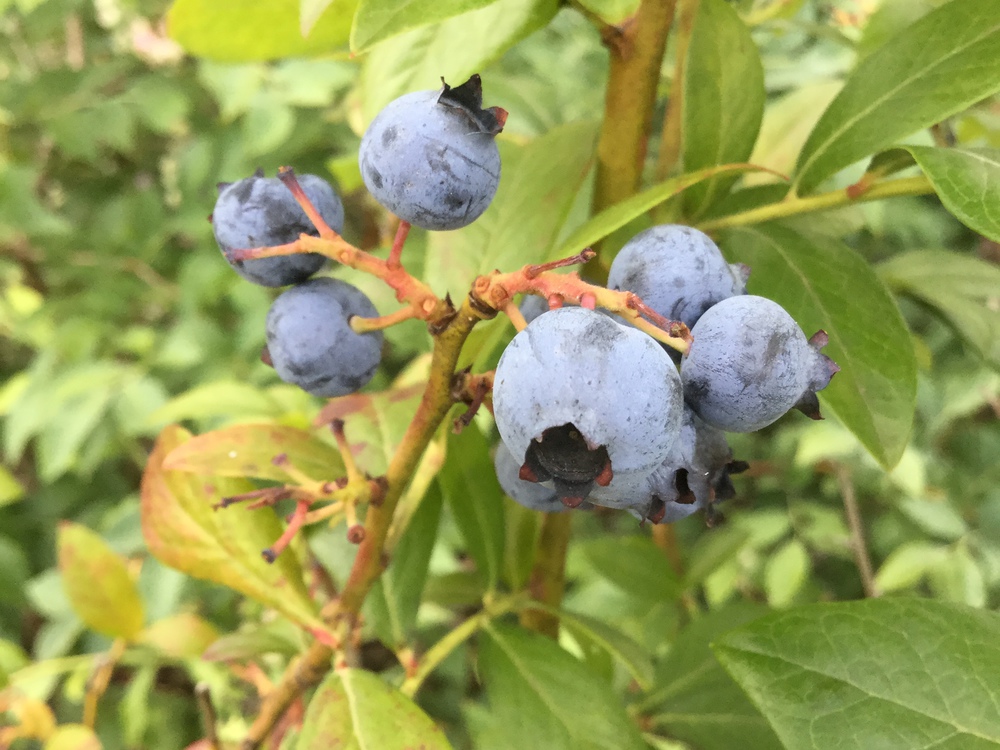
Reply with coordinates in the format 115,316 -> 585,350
519,512 -> 573,638
400,592 -> 526,698
696,175 -> 934,233
591,0 -> 678,268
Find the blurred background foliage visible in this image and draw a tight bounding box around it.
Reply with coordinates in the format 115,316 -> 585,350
1,0 -> 999,747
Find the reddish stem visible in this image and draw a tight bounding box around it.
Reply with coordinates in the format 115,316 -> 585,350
387,221 -> 411,270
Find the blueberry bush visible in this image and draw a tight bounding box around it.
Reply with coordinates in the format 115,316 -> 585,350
2,1 -> 1000,748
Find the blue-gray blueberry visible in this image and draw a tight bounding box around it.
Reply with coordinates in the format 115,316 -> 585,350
681,295 -> 838,432
213,170 -> 344,287
265,278 -> 383,398
359,75 -> 504,231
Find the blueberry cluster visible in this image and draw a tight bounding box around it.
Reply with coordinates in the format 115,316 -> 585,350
493,225 -> 839,524
212,76 -> 507,400
212,170 -> 386,398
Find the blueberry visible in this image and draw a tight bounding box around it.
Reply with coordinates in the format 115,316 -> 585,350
265,278 -> 383,398
359,75 -> 504,231
493,307 -> 683,507
681,295 -> 839,432
608,225 -> 748,330
213,171 -> 345,287
590,407 -> 747,524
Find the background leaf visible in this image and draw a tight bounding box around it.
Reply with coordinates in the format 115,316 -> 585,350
360,0 -> 559,121
57,522 -> 144,640
578,535 -> 683,603
896,146 -> 1000,242
140,425 -> 327,638
297,668 -> 452,749
168,0 -> 358,61
879,248 -> 1000,368
478,623 -> 648,750
366,487 -> 442,647
554,164 -> 771,260
681,0 -> 765,218
714,599 -> 1000,750
722,223 -> 918,468
437,426 -> 505,591
641,604 -> 780,750
795,0 -> 1000,192
351,0 -> 497,51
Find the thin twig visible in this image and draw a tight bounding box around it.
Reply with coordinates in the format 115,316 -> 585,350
195,683 -> 221,750
836,464 -> 878,598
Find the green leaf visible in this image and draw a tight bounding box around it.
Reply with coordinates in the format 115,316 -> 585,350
163,423 -> 345,482
896,146 -> 1000,242
140,425 -> 330,640
874,541 -> 949,593
714,599 -> 1000,750
578,536 -> 683,602
763,539 -> 810,607
502,498 -> 541,591
550,606 -> 655,689
57,522 -> 145,640
298,668 -> 453,749
424,120 -> 598,298
479,623 -> 648,750
723,223 -> 917,468
167,0 -> 358,62
683,526 -> 751,590
0,465 -> 23,508
145,380 -> 286,426
794,0 -> 1000,193
642,604 -> 780,750
574,0 -> 640,24
352,0 -> 497,51
438,426 -> 505,590
366,488 -> 442,647
301,0 -> 337,35
360,0 -> 559,121
681,0 -> 765,218
553,164 -> 772,260
879,248 -> 1000,368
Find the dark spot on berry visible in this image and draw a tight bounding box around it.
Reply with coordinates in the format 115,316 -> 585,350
382,126 -> 398,146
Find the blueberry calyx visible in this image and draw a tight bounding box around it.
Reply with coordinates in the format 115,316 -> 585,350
437,74 -> 508,136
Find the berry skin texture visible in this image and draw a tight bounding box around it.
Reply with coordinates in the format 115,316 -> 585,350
213,172 -> 345,287
493,442 -> 566,513
493,307 -> 683,505
608,225 -> 748,330
359,77 -> 503,231
681,295 -> 839,432
265,278 -> 383,398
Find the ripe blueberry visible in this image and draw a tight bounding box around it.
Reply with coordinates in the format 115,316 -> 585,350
213,171 -> 345,287
359,75 -> 505,231
681,295 -> 839,432
265,278 -> 383,398
608,225 -> 748,331
493,307 -> 683,507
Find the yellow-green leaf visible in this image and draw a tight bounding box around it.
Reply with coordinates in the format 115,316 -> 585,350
140,425 -> 330,640
57,523 -> 144,641
167,0 -> 359,62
